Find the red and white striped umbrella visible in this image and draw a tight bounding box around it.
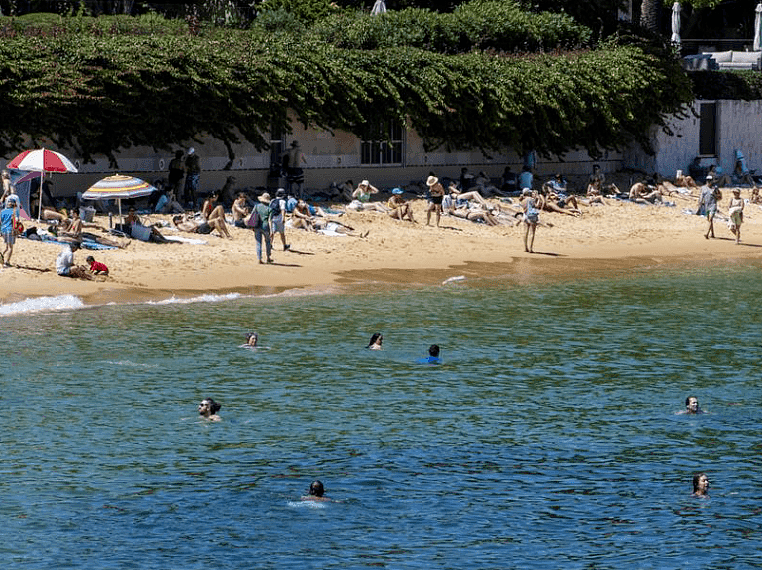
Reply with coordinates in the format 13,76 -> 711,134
6,148 -> 77,173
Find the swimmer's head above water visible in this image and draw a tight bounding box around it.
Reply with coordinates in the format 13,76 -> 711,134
367,332 -> 383,349
309,480 -> 325,497
246,332 -> 258,347
693,472 -> 709,496
685,396 -> 702,414
198,398 -> 221,418
428,344 -> 440,358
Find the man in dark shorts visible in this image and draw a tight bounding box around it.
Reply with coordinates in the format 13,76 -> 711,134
426,175 -> 445,227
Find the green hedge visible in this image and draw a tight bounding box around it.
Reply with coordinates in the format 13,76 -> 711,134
305,0 -> 591,53
689,70 -> 762,100
0,26 -> 693,166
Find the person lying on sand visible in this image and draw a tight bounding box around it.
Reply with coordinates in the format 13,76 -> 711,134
629,182 -> 662,204
172,213 -> 231,239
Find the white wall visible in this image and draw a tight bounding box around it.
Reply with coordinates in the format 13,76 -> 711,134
625,99 -> 762,178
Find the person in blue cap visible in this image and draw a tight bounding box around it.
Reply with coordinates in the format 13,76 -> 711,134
387,187 -> 416,222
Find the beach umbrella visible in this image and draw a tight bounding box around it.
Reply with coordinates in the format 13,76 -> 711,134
671,2 -> 681,45
82,174 -> 156,223
754,2 -> 762,51
6,148 -> 78,219
371,0 -> 386,16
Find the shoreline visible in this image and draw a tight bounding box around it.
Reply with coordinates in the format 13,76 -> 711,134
3,192 -> 761,309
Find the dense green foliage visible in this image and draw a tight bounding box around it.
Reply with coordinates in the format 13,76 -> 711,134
0,1 -> 696,166
690,70 -> 762,101
306,0 -> 591,53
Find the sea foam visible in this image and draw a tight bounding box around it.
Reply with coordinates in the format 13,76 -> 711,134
0,294 -> 85,316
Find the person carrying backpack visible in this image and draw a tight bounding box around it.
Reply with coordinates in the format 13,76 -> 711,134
269,188 -> 290,251
249,192 -> 273,264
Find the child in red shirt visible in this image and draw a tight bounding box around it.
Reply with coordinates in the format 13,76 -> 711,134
86,255 -> 109,275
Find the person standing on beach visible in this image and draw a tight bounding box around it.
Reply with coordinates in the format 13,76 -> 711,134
252,193 -> 273,264
426,175 -> 445,227
167,150 -> 185,201
696,176 -> 721,239
728,188 -> 744,244
284,141 -> 307,199
521,188 -> 540,253
269,189 -> 290,251
1,196 -> 18,267
183,147 -> 201,209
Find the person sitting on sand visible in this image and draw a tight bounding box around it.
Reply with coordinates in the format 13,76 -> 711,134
56,241 -> 92,280
232,192 -> 249,228
291,199 -> 315,231
61,208 -> 83,238
198,398 -> 221,421
367,332 -> 383,350
542,180 -> 581,215
678,396 -> 704,415
692,473 -> 709,497
706,164 -> 731,188
86,255 -> 109,275
302,480 -> 330,501
201,192 -> 232,239
728,188 -> 744,244
387,188 -> 416,222
537,186 -> 580,217
587,164 -> 605,192
172,213 -> 228,238
674,172 -> 698,189
585,179 -> 608,205
349,180 -> 387,213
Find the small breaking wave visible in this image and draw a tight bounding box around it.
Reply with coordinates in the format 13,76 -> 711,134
0,294 -> 85,317
146,292 -> 243,305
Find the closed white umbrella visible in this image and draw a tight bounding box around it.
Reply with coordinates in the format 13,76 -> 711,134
371,0 -> 386,16
671,2 -> 681,45
754,2 -> 762,52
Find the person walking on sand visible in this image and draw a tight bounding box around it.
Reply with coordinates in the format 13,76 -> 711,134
521,189 -> 540,253
1,196 -> 19,267
269,189 -> 290,251
183,147 -> 201,209
252,192 -> 273,264
426,175 -> 445,227
728,188 -> 744,244
697,175 -> 721,239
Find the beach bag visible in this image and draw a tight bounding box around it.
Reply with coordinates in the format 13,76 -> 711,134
246,206 -> 261,229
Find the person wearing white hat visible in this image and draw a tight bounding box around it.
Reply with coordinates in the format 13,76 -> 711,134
183,147 -> 201,209
728,188 -> 744,244
251,192 -> 274,264
426,175 -> 445,227
348,180 -> 386,212
696,175 -> 721,239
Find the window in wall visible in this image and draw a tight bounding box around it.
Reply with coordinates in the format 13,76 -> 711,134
270,124 -> 286,167
361,121 -> 404,165
699,102 -> 716,156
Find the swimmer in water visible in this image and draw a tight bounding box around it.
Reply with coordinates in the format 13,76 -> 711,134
418,344 -> 441,364
367,332 -> 383,350
240,332 -> 270,350
692,472 -> 709,497
198,398 -> 221,421
302,480 -> 329,501
678,396 -> 704,415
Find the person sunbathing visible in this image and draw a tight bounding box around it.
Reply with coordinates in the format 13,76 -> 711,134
446,182 -> 489,208
42,206 -> 67,223
449,204 -> 500,226
313,218 -> 369,237
386,189 -> 416,222
172,213 -> 229,238
584,180 -> 608,205
675,173 -> 698,189
629,182 -> 662,204
538,188 -> 581,217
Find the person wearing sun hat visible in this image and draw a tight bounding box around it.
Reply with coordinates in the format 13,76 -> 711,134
252,192 -> 273,264
727,187 -> 744,244
426,175 -> 445,227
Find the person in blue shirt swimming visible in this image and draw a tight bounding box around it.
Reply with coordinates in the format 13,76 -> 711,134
419,344 -> 441,364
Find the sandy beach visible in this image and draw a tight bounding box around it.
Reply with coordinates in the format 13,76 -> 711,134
2,186 -> 760,306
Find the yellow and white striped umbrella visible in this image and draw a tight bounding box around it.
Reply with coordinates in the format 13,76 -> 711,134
82,174 -> 157,224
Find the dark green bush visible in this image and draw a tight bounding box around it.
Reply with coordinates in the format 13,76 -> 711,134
689,70 -> 762,100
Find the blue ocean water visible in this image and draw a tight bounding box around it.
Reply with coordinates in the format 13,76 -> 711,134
3,262 -> 762,569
